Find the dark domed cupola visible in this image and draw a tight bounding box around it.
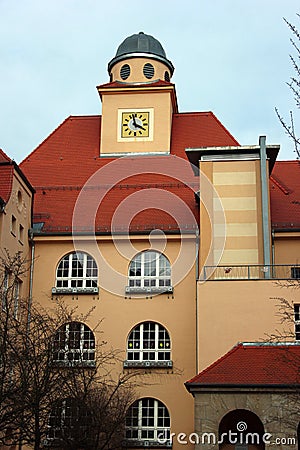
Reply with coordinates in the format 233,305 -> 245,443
108,32 -> 174,83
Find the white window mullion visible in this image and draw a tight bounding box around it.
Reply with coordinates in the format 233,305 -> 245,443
82,254 -> 87,288
154,399 -> 158,440
154,323 -> 159,361
80,323 -> 84,356
138,400 -> 143,441
155,255 -> 160,287
68,253 -> 73,288
140,323 -> 144,361
65,324 -> 70,361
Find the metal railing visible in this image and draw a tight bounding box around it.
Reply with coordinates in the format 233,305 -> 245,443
200,264 -> 300,281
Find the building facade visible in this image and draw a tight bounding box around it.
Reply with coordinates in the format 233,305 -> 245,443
1,31 -> 299,449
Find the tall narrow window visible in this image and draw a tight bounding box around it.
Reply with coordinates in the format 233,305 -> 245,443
291,266 -> 300,279
13,279 -> 20,319
19,224 -> 24,244
53,322 -> 95,366
125,398 -> 170,445
1,270 -> 9,312
295,305 -> 300,340
54,252 -> 98,293
11,216 -> 16,236
127,251 -> 172,293
125,322 -> 172,368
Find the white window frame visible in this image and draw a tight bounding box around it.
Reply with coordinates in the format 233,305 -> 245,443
295,304 -> 300,340
2,270 -> 9,312
127,251 -> 172,293
13,279 -> 20,319
54,252 -> 98,294
53,322 -> 95,366
48,398 -> 88,441
125,322 -> 172,368
125,398 -> 171,445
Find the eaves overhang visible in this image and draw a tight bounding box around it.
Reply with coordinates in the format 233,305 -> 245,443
185,144 -> 280,176
185,382 -> 300,393
108,52 -> 174,75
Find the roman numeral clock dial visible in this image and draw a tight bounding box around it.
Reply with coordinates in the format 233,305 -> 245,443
121,112 -> 150,138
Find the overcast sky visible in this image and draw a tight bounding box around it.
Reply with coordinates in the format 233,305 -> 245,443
0,0 -> 299,162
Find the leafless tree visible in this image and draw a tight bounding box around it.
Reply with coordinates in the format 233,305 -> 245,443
0,252 -> 138,450
264,281 -> 300,432
0,250 -> 34,447
275,14 -> 300,159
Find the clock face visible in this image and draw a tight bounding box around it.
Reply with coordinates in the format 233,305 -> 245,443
121,111 -> 150,138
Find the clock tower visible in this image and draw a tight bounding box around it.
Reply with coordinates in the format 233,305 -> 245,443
98,32 -> 178,157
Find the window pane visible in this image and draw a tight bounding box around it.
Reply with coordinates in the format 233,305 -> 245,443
56,253 -> 98,290
125,398 -> 170,443
126,322 -> 171,363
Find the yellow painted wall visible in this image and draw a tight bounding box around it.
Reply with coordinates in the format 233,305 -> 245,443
199,159 -> 265,274
100,89 -> 173,155
274,232 -> 300,266
197,279 -> 299,370
0,169 -> 33,302
31,234 -> 197,449
111,57 -> 171,84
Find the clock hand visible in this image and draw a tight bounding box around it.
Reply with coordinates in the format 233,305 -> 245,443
131,114 -> 137,127
135,123 -> 146,131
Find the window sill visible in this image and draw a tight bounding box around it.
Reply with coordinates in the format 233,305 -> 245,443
123,440 -> 172,448
52,360 -> 96,368
124,360 -> 173,369
52,287 -> 98,295
125,286 -> 173,295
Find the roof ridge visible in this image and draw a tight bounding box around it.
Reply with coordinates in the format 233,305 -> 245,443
210,111 -> 240,146
174,111 -> 213,117
20,115 -> 101,166
186,343 -> 243,384
0,148 -> 12,163
20,117 -> 73,165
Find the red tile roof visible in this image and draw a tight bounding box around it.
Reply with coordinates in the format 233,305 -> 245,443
0,148 -> 12,163
270,161 -> 300,230
20,113 -> 239,233
19,113 -> 300,234
0,149 -> 14,203
186,343 -> 300,386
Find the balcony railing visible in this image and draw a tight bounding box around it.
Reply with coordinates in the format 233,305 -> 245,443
200,264 -> 300,281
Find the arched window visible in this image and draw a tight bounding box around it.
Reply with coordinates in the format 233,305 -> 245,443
126,251 -> 172,294
53,322 -> 95,366
48,398 -> 89,444
53,252 -> 98,294
125,322 -> 172,368
125,398 -> 171,445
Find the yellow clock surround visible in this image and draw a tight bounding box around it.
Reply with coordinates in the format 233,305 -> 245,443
121,111 -> 149,138
118,108 -> 153,142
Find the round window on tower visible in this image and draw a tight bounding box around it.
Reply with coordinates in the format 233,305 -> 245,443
164,71 -> 170,82
120,64 -> 131,80
143,63 -> 155,79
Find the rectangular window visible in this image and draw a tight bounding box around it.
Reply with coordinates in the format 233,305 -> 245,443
19,224 -> 24,244
13,280 -> 20,319
2,271 -> 9,312
294,304 -> 300,340
291,267 -> 300,279
11,215 -> 16,236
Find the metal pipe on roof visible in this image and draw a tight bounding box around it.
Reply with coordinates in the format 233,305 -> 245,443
259,136 -> 271,278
